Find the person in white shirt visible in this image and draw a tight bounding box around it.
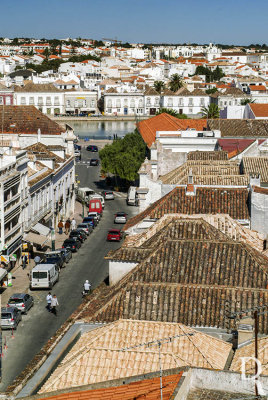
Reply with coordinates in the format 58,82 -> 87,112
71,218 -> 76,231
51,294 -> 59,315
46,292 -> 52,311
83,280 -> 91,294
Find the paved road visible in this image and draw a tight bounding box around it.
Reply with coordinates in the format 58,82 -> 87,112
0,147 -> 137,391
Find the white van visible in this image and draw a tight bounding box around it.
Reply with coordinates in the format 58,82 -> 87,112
30,264 -> 59,290
127,186 -> 137,206
77,187 -> 95,205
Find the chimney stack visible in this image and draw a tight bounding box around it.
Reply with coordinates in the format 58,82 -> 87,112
236,316 -> 254,347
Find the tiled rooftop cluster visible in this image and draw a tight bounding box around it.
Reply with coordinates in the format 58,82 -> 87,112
123,187 -> 250,231
242,156 -> 268,183
0,105 -> 63,135
186,389 -> 255,400
207,119 -> 268,138
160,159 -> 248,186
187,151 -> 229,160
39,320 -> 231,393
83,218 -> 268,332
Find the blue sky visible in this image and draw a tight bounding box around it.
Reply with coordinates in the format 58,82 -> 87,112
0,0 -> 267,45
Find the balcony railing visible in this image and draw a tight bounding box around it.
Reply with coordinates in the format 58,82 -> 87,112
25,201 -> 52,230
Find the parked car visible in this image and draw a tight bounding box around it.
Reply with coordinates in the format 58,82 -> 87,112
7,293 -> 34,314
102,190 -> 114,200
89,198 -> 103,215
90,159 -> 99,166
86,145 -> 98,152
77,223 -> 93,235
30,264 -> 59,290
74,144 -> 81,151
107,229 -> 122,242
87,212 -> 100,223
1,307 -> 22,330
83,216 -> 97,228
75,228 -> 87,241
69,230 -> 85,242
56,248 -> 72,264
42,254 -> 64,270
62,238 -> 81,252
114,212 -> 128,224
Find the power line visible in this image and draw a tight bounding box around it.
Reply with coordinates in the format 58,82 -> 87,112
121,332 -> 194,400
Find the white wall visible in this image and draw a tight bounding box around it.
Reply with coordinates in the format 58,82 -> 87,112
109,260 -> 138,285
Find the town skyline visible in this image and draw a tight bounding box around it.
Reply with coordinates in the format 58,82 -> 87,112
1,0 -> 268,44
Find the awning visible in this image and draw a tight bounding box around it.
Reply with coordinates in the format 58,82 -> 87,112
32,223 -> 50,237
24,232 -> 50,247
0,268 -> 7,281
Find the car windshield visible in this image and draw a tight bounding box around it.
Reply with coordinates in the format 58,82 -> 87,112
1,313 -> 12,319
116,213 -> 125,216
78,224 -> 87,228
8,298 -> 23,304
45,257 -> 59,263
32,271 -> 47,279
109,230 -> 118,234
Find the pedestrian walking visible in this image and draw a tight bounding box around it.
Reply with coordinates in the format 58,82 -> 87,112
65,218 -> 71,235
51,294 -> 59,316
34,255 -> 41,265
71,218 -> 76,231
22,254 -> 27,269
58,220 -> 64,234
46,292 -> 52,311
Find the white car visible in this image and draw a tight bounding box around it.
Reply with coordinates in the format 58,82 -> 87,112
88,211 -> 100,222
114,212 -> 127,224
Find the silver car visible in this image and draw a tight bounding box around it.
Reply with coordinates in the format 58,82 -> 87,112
77,223 -> 93,235
102,191 -> 115,200
114,212 -> 127,224
7,293 -> 34,314
1,307 -> 22,330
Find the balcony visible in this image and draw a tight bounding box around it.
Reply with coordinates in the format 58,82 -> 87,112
25,201 -> 52,230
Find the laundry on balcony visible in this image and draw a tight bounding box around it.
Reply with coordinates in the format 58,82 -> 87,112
23,232 -> 50,247
31,223 -> 50,237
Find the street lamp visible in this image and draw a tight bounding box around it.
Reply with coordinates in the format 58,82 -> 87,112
51,228 -> 55,251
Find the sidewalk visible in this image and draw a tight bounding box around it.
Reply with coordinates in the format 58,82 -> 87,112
0,202 -> 83,305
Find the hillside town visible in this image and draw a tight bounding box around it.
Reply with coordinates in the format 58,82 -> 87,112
0,35 -> 268,400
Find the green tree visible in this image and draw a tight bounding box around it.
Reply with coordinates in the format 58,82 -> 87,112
169,74 -> 183,92
205,88 -> 218,95
241,98 -> 255,105
43,47 -> 50,60
154,80 -> 166,94
201,104 -> 220,119
156,108 -> 188,119
99,131 -> 146,182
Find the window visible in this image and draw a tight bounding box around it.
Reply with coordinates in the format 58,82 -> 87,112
46,96 -> 51,105
6,96 -> 11,105
168,98 -> 173,107
107,99 -> 112,108
91,100 -> 95,107
117,108 -> 121,112
188,98 -> 193,106
83,100 -> 87,107
29,97 -> 34,105
189,108 -> 193,113
154,97 -> 159,106
74,100 -> 78,107
138,99 -> 143,108
179,98 -> 183,106
116,99 -> 121,108
107,108 -> 112,113
146,97 -> 151,106
0,96 -> 3,105
20,97 -> 26,105
200,98 -> 205,106
54,96 -> 60,106
130,99 -> 135,108
66,100 -> 71,108
38,97 -> 43,105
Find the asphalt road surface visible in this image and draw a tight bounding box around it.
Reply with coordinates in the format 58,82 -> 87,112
0,146 -> 137,391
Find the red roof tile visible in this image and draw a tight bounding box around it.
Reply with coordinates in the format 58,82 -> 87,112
137,114 -> 207,147
36,373 -> 183,400
250,103 -> 268,117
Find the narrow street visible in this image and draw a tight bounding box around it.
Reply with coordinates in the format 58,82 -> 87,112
0,146 -> 137,391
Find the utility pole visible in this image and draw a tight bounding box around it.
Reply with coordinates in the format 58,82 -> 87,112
254,310 -> 259,397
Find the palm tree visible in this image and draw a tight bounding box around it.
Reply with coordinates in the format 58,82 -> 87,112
154,80 -> 165,94
169,74 -> 183,92
156,108 -> 188,119
241,98 -> 255,105
201,104 -> 220,119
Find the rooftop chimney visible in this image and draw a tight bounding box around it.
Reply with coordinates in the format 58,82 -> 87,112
37,128 -> 41,143
236,316 -> 254,347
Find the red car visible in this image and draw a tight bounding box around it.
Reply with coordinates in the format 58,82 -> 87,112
107,229 -> 122,242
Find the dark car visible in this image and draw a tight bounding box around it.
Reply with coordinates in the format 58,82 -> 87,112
7,293 -> 34,314
40,255 -> 63,271
69,230 -> 85,242
90,159 -> 99,166
107,229 -> 122,242
62,238 -> 81,252
56,248 -> 72,263
86,145 -> 98,152
75,228 -> 87,240
74,144 -> 81,151
45,251 -> 66,268
83,216 -> 97,228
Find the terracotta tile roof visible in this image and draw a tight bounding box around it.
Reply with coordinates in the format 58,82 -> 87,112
217,138 -> 256,156
137,114 -> 207,147
25,142 -> 65,164
160,159 -> 248,186
144,87 -> 159,96
231,336 -> 268,375
36,373 -> 183,400
124,187 -> 250,231
0,106 -> 63,135
250,103 -> 268,117
207,119 -> 268,138
252,185 -> 268,195
14,82 -> 61,92
242,156 -> 268,183
249,85 -> 267,91
187,151 -> 228,161
39,320 -> 231,393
